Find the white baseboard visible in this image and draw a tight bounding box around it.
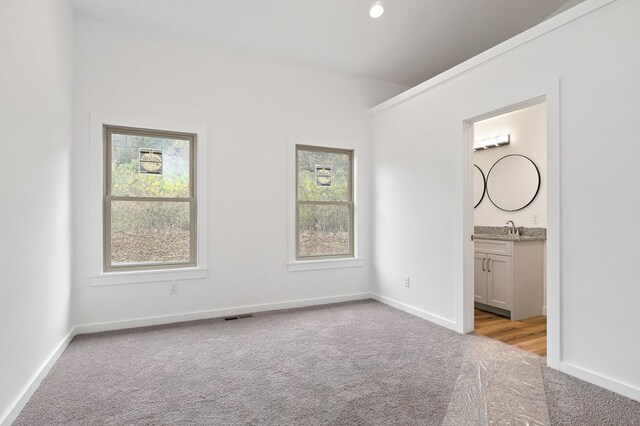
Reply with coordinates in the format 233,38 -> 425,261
1,331 -> 75,426
74,292 -> 372,335
370,293 -> 457,331
543,305 -> 547,316
558,362 -> 640,402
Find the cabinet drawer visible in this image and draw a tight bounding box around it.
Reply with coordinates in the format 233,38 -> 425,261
474,239 -> 512,256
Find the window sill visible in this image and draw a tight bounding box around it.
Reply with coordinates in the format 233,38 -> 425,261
89,267 -> 208,286
287,258 -> 364,272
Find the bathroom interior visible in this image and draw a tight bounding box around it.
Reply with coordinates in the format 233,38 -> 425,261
472,101 -> 547,356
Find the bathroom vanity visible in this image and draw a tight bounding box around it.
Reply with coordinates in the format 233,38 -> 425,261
473,228 -> 545,321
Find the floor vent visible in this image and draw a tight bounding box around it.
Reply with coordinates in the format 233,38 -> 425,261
224,313 -> 254,321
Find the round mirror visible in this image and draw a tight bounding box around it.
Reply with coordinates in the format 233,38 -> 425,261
487,154 -> 540,212
473,165 -> 486,208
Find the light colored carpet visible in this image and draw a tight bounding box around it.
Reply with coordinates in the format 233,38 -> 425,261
14,300 -> 640,425
542,366 -> 640,425
15,300 -> 467,425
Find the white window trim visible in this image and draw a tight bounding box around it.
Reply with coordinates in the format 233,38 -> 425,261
287,134 -> 364,272
89,113 -> 208,286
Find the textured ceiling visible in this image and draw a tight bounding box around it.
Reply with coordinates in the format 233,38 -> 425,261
73,0 -> 578,86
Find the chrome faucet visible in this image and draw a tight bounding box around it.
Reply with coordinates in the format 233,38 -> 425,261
506,220 -> 517,235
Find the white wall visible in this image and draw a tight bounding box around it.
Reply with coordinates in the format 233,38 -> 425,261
372,0 -> 639,398
73,17 -> 407,327
474,102 -> 547,227
0,0 -> 74,423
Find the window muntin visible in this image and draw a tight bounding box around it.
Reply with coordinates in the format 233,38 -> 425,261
104,126 -> 196,271
296,145 -> 353,259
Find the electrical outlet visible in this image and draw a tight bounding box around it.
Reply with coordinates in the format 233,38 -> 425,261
169,282 -> 179,295
403,276 -> 410,288
533,214 -> 540,225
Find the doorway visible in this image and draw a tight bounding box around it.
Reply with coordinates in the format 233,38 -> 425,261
469,100 -> 548,357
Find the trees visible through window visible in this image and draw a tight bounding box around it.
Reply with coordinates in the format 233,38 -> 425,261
104,126 -> 196,271
296,145 -> 353,259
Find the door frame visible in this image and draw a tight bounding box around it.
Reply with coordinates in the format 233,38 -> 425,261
460,80 -> 561,368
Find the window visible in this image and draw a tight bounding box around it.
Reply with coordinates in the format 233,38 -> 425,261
296,145 -> 354,259
104,125 -> 196,271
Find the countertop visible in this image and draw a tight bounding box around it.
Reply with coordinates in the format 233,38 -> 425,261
474,226 -> 546,242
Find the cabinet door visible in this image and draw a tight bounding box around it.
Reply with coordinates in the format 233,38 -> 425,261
487,254 -> 512,310
474,252 -> 487,303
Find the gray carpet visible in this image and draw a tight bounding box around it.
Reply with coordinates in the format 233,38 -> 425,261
15,300 -> 467,425
542,366 -> 640,425
14,300 -> 640,425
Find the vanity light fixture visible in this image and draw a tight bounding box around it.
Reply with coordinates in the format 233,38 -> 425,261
474,134 -> 510,151
369,1 -> 385,18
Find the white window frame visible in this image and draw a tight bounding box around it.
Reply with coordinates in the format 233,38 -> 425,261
287,134 -> 364,272
103,125 -> 197,272
89,113 -> 208,286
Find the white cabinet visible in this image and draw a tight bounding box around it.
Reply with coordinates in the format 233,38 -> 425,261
474,252 -> 488,304
486,254 -> 512,311
474,240 -> 512,311
474,239 -> 544,320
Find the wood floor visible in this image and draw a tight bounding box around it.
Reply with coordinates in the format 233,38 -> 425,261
473,308 -> 547,357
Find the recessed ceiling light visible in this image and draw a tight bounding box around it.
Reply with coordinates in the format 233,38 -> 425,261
369,2 -> 385,19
